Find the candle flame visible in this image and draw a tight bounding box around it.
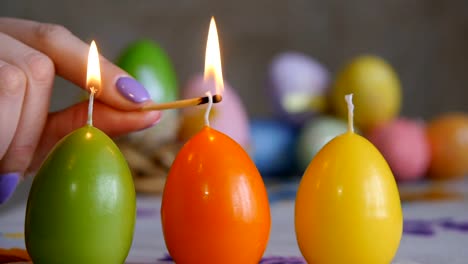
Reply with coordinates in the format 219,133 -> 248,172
86,40 -> 101,93
204,17 -> 224,95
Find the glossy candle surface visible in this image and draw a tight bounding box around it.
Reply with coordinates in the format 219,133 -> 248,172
295,98 -> 402,264
161,126 -> 271,264
25,126 -> 136,264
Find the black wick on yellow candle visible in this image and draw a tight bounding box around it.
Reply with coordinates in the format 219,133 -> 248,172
86,40 -> 102,126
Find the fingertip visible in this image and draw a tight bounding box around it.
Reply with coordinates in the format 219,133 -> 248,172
142,110 -> 163,130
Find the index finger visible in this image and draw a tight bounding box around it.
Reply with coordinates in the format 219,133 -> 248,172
0,17 -> 152,110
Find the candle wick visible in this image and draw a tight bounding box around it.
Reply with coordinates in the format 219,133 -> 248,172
345,93 -> 354,133
204,91 -> 213,127
87,87 -> 97,126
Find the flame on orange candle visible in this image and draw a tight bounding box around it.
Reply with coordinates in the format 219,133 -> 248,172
203,17 -> 224,128
204,17 -> 224,96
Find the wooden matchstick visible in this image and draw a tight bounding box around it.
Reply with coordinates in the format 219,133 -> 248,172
140,94 -> 223,111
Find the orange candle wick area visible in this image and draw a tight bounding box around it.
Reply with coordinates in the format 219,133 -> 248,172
204,91 -> 213,127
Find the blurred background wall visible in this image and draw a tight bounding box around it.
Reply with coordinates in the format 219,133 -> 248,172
1,0 -> 467,119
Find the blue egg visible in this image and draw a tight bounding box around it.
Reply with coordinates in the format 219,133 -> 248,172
250,119 -> 299,177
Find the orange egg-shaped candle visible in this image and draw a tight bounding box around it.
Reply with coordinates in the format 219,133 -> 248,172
160,17 -> 271,264
295,94 -> 402,264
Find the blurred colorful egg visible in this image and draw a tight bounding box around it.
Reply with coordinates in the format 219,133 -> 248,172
268,52 -> 330,125
296,116 -> 350,172
117,39 -> 180,152
426,113 -> 468,179
117,39 -> 178,102
178,74 -> 250,150
330,55 -> 401,130
250,119 -> 298,176
366,118 -> 430,181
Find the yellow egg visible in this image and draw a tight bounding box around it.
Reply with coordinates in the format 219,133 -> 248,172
331,55 -> 401,130
295,95 -> 402,264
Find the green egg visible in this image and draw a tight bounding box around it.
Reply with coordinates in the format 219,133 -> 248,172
296,116 -> 361,172
117,39 -> 180,150
25,126 -> 136,264
117,39 -> 178,102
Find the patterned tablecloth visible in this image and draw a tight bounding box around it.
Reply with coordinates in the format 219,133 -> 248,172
1,177 -> 468,263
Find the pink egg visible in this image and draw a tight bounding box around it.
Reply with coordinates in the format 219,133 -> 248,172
366,118 -> 430,181
178,74 -> 250,150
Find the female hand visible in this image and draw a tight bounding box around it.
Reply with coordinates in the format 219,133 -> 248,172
0,17 -> 162,204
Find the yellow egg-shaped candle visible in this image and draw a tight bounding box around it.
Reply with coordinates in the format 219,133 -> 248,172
295,94 -> 402,264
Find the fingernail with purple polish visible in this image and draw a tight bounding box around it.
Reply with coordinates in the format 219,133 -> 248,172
116,77 -> 151,103
0,173 -> 20,204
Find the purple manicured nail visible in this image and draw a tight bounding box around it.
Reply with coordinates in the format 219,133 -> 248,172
0,172 -> 20,204
116,76 -> 151,103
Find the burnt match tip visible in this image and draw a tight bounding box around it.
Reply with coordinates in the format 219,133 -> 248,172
212,94 -> 223,103
199,94 -> 223,105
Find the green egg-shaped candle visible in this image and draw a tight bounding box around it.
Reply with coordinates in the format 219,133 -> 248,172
27,41 -> 136,263
25,126 -> 136,264
117,39 -> 180,151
